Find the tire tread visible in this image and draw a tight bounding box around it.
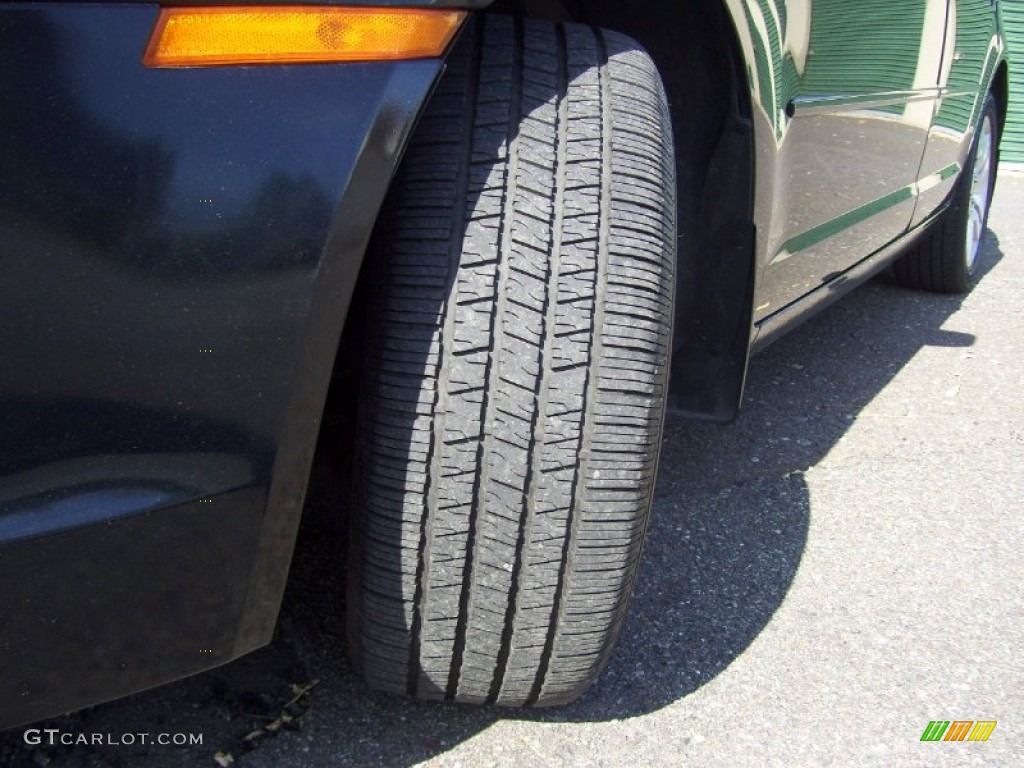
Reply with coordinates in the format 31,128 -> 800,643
352,15 -> 675,707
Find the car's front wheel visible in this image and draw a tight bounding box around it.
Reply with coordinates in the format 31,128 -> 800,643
348,15 -> 676,707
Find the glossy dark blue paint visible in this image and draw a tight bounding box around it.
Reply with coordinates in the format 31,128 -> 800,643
0,5 -> 443,728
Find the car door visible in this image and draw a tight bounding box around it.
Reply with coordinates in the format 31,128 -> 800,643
751,0 -> 947,318
911,0 -> 1002,229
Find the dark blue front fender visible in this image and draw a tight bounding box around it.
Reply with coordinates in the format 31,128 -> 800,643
0,3 -> 447,729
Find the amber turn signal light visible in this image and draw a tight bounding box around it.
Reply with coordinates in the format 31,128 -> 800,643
143,6 -> 467,67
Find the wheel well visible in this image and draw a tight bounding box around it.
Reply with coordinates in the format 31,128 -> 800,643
487,1 -> 756,420
991,60 -> 1009,143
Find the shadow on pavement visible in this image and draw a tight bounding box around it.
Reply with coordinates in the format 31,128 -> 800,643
0,234 -> 1004,768
546,238 -> 1002,723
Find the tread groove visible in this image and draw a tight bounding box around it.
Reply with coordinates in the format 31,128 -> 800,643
488,21 -> 568,706
449,15 -> 525,702
528,23 -> 608,706
408,21 -> 484,698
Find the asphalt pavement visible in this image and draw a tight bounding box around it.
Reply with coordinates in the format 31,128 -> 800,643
2,174 -> 1021,768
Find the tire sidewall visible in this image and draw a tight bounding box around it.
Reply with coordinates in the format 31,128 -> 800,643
959,94 -> 999,279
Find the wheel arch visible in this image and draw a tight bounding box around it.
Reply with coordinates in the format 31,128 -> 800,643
990,59 -> 1009,143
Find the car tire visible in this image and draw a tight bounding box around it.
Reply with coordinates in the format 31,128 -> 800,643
348,15 -> 676,707
894,94 -> 999,293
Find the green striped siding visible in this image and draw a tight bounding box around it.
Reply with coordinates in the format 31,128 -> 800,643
1005,0 -> 1024,163
800,1 -> 926,96
934,0 -> 997,138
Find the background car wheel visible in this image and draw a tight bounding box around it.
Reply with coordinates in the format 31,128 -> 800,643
349,15 -> 676,707
894,94 -> 999,294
